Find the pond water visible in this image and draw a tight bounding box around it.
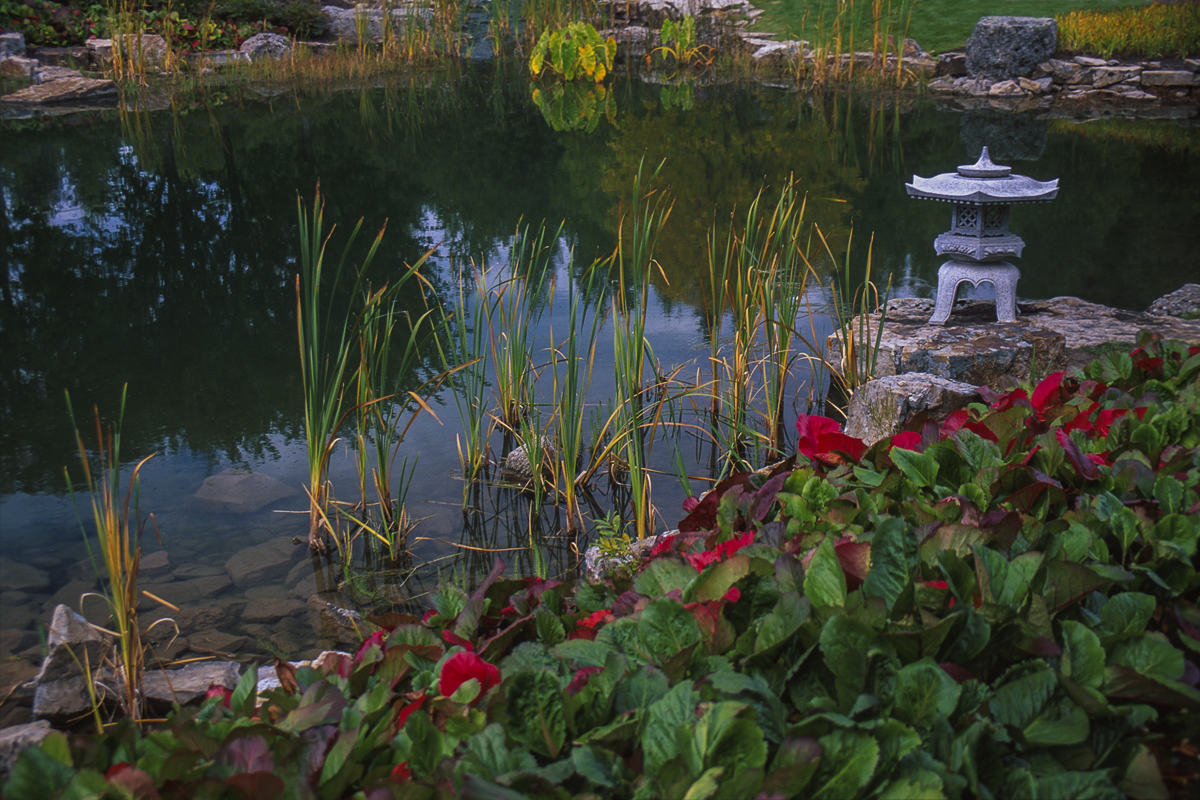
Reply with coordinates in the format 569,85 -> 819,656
1,61 -> 1198,675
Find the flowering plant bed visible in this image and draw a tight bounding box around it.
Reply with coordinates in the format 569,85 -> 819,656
4,332 -> 1198,799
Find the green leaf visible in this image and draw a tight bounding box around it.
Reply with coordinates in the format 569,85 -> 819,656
878,770 -> 946,800
893,659 -> 961,728
1098,592 -> 1155,643
3,737 -> 76,800
805,535 -> 847,608
535,606 -> 566,647
465,723 -> 538,780
1041,560 -> 1111,615
762,737 -> 821,797
685,555 -> 751,603
681,701 -> 768,786
571,744 -> 626,789
1109,635 -> 1185,681
635,558 -> 696,597
752,592 -> 810,659
639,597 -> 702,668
554,638 -> 615,669
507,670 -> 567,759
862,516 -> 914,614
1153,474 -> 1186,515
644,681 -> 701,775
1060,621 -> 1105,689
810,728 -> 879,800
614,663 -> 670,715
890,448 -> 940,488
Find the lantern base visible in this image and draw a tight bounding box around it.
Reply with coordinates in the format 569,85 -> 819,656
930,260 -> 1020,326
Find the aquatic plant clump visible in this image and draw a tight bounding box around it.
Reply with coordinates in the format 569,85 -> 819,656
7,333 -> 1196,799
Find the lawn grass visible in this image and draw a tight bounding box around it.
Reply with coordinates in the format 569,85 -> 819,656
749,0 -> 1161,55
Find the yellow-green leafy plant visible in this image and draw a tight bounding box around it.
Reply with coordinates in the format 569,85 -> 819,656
652,16 -> 712,69
529,22 -> 616,82
530,81 -> 616,132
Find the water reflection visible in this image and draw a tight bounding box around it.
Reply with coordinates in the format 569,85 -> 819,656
1,63 -> 1198,668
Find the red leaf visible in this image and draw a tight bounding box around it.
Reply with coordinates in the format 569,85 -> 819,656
889,431 -> 923,452
1031,372 -> 1065,414
834,540 -> 871,592
438,652 -> 500,701
567,666 -> 603,695
1056,429 -> 1099,481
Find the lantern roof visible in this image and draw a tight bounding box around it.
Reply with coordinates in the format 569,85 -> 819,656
906,147 -> 1059,204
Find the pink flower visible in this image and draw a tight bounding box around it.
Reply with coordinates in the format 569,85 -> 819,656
438,652 -> 500,701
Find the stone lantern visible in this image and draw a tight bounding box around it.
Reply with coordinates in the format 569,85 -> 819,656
906,147 -> 1058,325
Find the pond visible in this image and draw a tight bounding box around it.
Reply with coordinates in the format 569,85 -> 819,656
1,60 -> 1198,679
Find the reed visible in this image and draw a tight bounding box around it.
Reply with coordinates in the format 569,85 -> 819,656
65,386 -> 156,726
295,187 -> 384,554
438,264 -> 493,483
608,160 -> 672,540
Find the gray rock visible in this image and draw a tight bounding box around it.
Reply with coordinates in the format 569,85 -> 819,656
1040,58 -> 1090,85
240,32 -> 290,60
988,79 -> 1024,96
0,32 -> 25,59
242,597 -> 306,623
140,604 -> 227,637
0,559 -> 50,593
138,574 -> 233,608
187,629 -> 248,654
937,51 -> 967,77
584,531 -> 678,583
142,660 -> 241,706
1145,284 -> 1200,318
140,550 -> 171,578
0,720 -> 51,780
501,438 -> 557,483
32,605 -> 110,686
1093,65 -> 1141,89
1073,56 -> 1107,68
33,675 -> 92,723
224,537 -> 304,589
966,16 -> 1057,81
113,34 -> 168,64
194,468 -> 298,513
306,595 -> 368,644
1141,70 -> 1197,87
1018,76 -> 1052,94
1,76 -> 117,104
844,373 -> 979,447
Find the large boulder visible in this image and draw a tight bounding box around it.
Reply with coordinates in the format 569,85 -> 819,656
845,373 -> 979,447
240,32 -> 290,60
966,17 -> 1057,82
322,6 -> 425,44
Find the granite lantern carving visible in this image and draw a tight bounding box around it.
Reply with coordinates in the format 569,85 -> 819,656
906,147 -> 1058,325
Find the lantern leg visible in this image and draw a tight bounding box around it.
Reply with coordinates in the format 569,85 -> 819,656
929,260 -> 1021,326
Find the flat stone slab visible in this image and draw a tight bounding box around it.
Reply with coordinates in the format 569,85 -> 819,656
194,468 -> 297,513
1,76 -> 117,104
827,298 -> 1067,391
0,558 -> 50,593
1022,296 -> 1200,348
0,720 -> 51,778
225,536 -> 305,589
143,660 -> 241,706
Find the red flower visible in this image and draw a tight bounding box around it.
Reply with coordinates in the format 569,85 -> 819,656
438,652 -> 500,701
390,762 -> 412,783
577,609 -> 610,630
795,414 -> 866,466
567,666 -> 604,695
205,684 -> 232,709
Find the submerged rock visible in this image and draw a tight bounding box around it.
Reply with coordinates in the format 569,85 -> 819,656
224,537 -> 305,589
0,558 -> 50,593
194,468 -> 298,513
142,660 -> 241,707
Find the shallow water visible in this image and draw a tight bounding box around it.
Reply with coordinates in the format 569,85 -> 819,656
1,62 -> 1198,672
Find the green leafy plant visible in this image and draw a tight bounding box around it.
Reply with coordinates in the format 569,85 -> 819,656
7,334 -> 1198,798
651,15 -> 712,70
528,21 -> 615,82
